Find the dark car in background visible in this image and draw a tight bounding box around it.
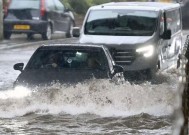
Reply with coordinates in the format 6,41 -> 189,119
3,0 -> 75,40
13,44 -> 124,87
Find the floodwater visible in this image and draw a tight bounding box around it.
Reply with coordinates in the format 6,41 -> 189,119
0,47 -> 183,135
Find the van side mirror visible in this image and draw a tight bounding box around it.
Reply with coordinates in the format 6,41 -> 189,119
14,63 -> 24,72
72,27 -> 80,37
161,29 -> 171,40
113,65 -> 124,74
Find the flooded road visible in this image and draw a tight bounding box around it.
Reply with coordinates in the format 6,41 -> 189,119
0,43 -> 182,135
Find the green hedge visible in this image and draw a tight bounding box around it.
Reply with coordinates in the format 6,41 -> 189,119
61,0 -> 146,15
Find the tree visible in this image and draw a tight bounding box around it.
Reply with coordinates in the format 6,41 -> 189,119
92,0 -> 111,5
69,0 -> 89,14
61,0 -> 147,15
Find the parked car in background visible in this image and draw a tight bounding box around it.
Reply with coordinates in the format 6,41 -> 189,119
13,44 -> 124,87
3,0 -> 75,40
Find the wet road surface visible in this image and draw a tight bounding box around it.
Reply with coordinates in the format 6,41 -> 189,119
0,35 -> 185,135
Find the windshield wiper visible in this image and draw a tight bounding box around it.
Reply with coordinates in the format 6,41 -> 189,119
113,27 -> 132,31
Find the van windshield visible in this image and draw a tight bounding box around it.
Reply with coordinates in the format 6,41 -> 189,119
85,9 -> 158,36
9,0 -> 40,10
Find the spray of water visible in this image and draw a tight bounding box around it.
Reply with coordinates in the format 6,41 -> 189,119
0,73 -> 178,118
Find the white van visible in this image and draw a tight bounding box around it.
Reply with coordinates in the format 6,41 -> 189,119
73,2 -> 183,78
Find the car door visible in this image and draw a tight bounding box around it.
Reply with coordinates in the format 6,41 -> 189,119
166,9 -> 182,59
159,12 -> 169,64
53,0 -> 70,32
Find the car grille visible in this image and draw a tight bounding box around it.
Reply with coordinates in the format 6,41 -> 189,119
111,49 -> 136,66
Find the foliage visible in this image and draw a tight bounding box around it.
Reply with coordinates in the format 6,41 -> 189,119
68,0 -> 89,14
61,0 -> 146,15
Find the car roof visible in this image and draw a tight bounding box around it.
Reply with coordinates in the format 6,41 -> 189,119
41,44 -> 108,50
90,2 -> 180,11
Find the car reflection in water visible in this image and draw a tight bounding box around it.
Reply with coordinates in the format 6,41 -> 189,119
13,44 -> 124,88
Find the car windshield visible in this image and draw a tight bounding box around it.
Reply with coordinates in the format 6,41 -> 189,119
9,0 -> 40,10
85,9 -> 158,36
26,48 -> 109,70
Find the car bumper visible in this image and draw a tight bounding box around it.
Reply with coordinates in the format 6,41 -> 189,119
4,20 -> 48,34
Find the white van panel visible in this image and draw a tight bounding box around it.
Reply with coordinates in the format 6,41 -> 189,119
80,35 -> 152,45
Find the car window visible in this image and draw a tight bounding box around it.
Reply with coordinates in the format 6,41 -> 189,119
26,48 -> 109,70
85,9 -> 158,36
46,0 -> 56,11
9,0 -> 40,9
166,9 -> 181,35
53,0 -> 64,12
159,12 -> 165,35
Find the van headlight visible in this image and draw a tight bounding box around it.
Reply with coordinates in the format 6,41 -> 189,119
136,45 -> 154,57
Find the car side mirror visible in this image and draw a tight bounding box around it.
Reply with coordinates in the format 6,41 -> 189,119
113,65 -> 124,74
64,8 -> 71,12
72,27 -> 80,37
14,63 -> 24,72
161,29 -> 171,40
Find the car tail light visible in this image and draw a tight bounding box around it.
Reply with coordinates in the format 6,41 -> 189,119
4,0 -> 11,16
40,0 -> 46,17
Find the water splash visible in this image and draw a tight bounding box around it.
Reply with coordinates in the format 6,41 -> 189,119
0,76 -> 178,118
0,86 -> 31,99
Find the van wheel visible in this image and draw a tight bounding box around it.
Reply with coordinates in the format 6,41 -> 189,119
42,24 -> 52,40
146,62 -> 159,80
4,32 -> 11,39
146,68 -> 156,80
66,20 -> 74,38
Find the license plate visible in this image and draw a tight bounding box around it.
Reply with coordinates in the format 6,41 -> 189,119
14,25 -> 30,30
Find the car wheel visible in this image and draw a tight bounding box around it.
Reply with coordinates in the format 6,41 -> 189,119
4,32 -> 11,39
66,20 -> 74,38
42,24 -> 52,40
27,33 -> 34,40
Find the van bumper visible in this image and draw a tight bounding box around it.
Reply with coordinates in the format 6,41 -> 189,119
109,47 -> 158,71
123,55 -> 158,71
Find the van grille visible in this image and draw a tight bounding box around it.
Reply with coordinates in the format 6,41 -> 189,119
111,49 -> 136,65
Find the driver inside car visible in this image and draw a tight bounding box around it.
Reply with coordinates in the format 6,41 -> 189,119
46,54 -> 61,68
50,57 -> 59,68
87,57 -> 100,69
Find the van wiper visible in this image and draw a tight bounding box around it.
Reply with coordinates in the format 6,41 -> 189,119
113,27 -> 132,31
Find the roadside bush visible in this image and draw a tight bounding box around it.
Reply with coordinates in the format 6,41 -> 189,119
68,0 -> 89,14
92,0 -> 111,5
62,0 -> 147,15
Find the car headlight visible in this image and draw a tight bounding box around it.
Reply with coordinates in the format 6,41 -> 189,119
136,45 -> 154,57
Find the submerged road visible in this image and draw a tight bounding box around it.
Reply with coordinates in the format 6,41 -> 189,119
0,33 -> 187,134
